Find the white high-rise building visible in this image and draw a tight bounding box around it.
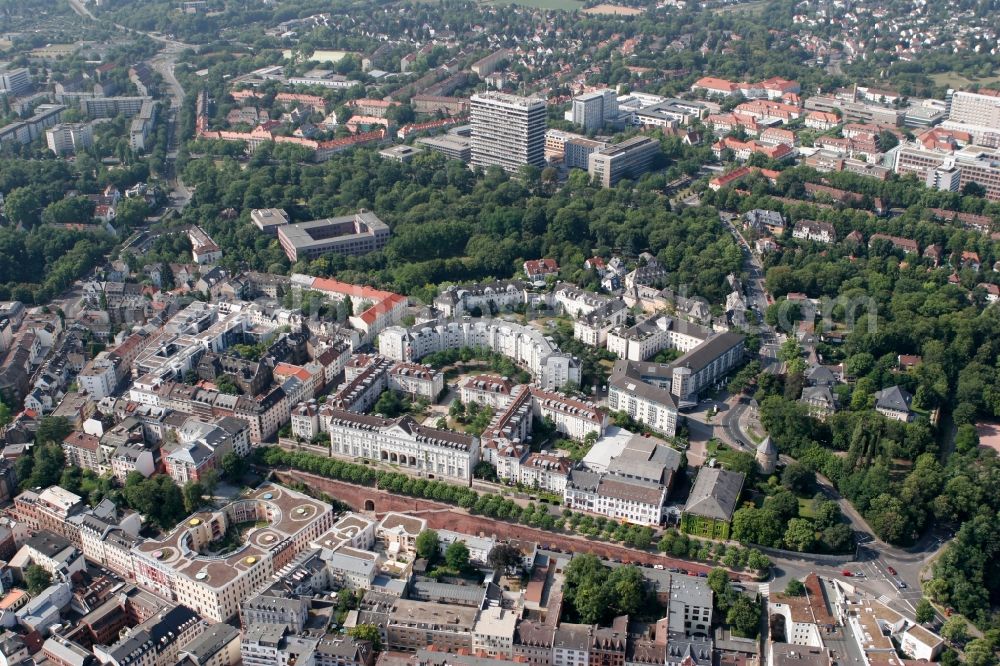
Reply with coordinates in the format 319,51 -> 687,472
571,89 -> 618,132
471,92 -> 546,173
0,68 -> 32,96
45,123 -> 93,155
943,89 -> 1000,147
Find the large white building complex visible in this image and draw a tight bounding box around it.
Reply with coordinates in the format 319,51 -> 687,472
943,88 -> 1000,147
131,484 -> 334,623
607,315 -> 713,362
326,408 -> 479,482
608,331 -> 745,435
470,92 -> 547,173
379,319 -> 581,390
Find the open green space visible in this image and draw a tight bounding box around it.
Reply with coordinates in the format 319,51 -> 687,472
930,71 -> 1000,89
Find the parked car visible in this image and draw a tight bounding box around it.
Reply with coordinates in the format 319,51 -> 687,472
841,570 -> 853,577
654,564 -> 665,570
886,565 -> 897,575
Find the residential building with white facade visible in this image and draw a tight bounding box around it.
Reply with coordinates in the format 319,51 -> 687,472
379,319 -> 581,391
470,92 -> 546,173
607,316 -> 712,362
326,408 -> 479,482
45,123 -> 93,154
792,220 -> 837,244
131,484 -> 334,622
571,89 -> 619,132
388,362 -> 443,401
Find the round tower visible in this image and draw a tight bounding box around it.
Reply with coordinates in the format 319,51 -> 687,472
756,435 -> 778,475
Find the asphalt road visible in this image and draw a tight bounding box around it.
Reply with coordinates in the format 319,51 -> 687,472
66,0 -> 193,212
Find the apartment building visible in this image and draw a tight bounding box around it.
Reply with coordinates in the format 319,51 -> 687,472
13,486 -> 85,542
470,92 -> 546,173
78,353 -> 119,398
588,136 -> 660,187
277,210 -> 390,262
607,316 -> 711,362
62,431 -> 106,474
386,599 -> 478,652
608,363 -> 679,437
460,374 -> 516,410
573,299 -> 629,348
434,281 -> 528,316
572,89 -> 618,132
388,362 -> 444,401
327,408 -> 479,482
473,607 -> 520,659
0,67 -> 32,95
502,452 -> 571,493
83,96 -> 151,118
78,511 -> 142,578
131,484 -> 334,622
0,104 -> 65,146
895,143 -> 1000,201
93,605 -> 206,666
129,100 -> 158,152
943,88 -> 1000,146
565,468 -> 668,526
528,386 -> 606,441
379,319 -> 581,391
189,226 -> 222,264
45,122 -> 93,154
792,220 -> 837,244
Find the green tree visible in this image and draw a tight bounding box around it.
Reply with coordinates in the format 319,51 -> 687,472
415,529 -> 440,561
746,549 -> 770,572
3,187 -> 41,228
36,416 -> 72,444
201,468 -> 220,496
487,543 -> 523,572
347,624 -> 382,652
784,518 -> 816,552
183,481 -> 206,513
915,598 -> 935,624
781,463 -> 815,494
785,579 -> 806,596
25,564 -> 52,595
726,595 -> 761,638
940,617 -> 968,644
221,452 -> 247,481
606,565 -> 647,616
708,568 -> 731,596
962,639 -> 998,666
444,540 -> 470,570
574,580 -> 612,624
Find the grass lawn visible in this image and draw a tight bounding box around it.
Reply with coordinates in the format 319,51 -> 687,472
713,0 -> 767,15
930,71 -> 1000,89
797,497 -> 816,519
582,3 -> 644,14
481,0 -> 584,9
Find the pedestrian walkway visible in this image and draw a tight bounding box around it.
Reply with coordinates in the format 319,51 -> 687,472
759,582 -> 770,597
